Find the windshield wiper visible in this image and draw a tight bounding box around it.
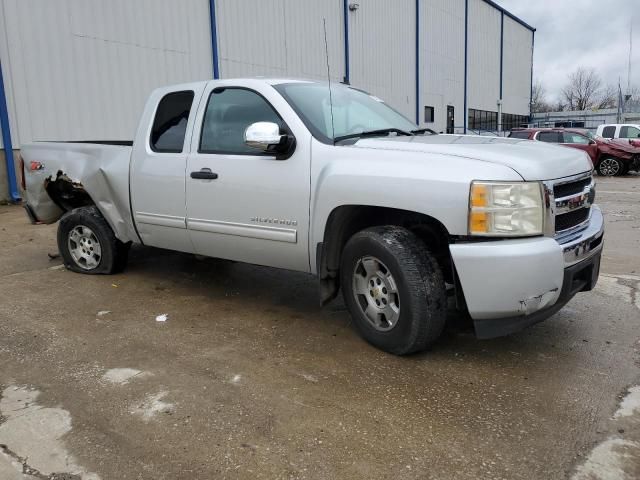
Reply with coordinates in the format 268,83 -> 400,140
334,128 -> 413,144
411,128 -> 437,135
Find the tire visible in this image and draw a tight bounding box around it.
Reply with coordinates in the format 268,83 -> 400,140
57,206 -> 129,274
597,157 -> 624,176
620,163 -> 630,176
340,226 -> 446,355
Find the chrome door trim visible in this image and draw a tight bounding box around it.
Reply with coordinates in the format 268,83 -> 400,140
187,218 -> 297,243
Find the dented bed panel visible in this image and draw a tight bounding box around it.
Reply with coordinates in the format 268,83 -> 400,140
21,142 -> 140,243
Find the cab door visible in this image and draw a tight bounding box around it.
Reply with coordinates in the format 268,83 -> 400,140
185,83 -> 311,272
130,84 -> 205,253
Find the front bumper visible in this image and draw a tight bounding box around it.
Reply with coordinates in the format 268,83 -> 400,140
450,205 -> 604,339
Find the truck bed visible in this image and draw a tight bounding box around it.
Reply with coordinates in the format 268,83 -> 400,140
21,141 -> 139,243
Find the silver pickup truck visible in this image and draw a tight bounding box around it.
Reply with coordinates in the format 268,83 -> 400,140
21,78 -> 604,355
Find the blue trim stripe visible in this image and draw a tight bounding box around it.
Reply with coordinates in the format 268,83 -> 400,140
499,11 -> 504,100
415,0 -> 420,125
209,0 -> 220,79
343,0 -> 350,83
463,0 -> 468,134
0,60 -> 20,202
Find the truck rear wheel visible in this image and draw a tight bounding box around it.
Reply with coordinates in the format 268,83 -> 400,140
57,206 -> 129,274
340,226 -> 446,355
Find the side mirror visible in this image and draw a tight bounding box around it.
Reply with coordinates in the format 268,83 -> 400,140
244,122 -> 284,151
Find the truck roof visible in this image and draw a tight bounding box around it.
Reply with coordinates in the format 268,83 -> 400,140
158,77 -> 318,92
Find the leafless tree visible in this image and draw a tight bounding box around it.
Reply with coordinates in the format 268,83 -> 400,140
531,80 -> 551,113
561,68 -> 604,111
549,100 -> 568,112
597,84 -> 618,109
624,85 -> 640,111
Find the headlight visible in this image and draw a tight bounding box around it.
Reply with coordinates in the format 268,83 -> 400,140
468,181 -> 543,236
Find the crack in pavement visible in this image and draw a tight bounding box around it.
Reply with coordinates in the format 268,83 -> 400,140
1,443 -> 81,480
0,386 -> 100,480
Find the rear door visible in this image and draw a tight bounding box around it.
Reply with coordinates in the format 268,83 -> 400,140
184,82 -> 311,272
535,131 -> 562,143
130,84 -> 206,253
620,125 -> 640,139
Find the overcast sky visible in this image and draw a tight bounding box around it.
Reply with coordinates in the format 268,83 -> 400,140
498,0 -> 639,102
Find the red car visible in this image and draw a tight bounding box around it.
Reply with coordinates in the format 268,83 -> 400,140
509,128 -> 640,176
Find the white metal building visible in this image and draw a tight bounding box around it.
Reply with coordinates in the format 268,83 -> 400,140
532,108 -> 640,131
0,0 -> 534,201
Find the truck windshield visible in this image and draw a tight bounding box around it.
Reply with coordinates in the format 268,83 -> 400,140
273,82 -> 417,144
584,131 -> 603,141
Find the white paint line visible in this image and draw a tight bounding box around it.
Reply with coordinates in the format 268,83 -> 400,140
614,386 -> 640,419
299,373 -> 319,383
131,391 -> 175,422
101,368 -> 150,385
596,276 -> 639,310
0,386 -> 101,480
572,437 -> 640,480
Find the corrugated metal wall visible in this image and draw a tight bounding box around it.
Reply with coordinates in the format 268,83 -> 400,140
420,0 -> 465,132
467,0 -> 501,114
0,0 -> 534,148
0,0 -> 212,145
502,15 -> 534,117
216,0 -> 345,82
348,0 -> 416,121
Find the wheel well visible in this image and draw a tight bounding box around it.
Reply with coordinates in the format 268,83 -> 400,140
45,171 -> 95,212
317,205 -> 451,304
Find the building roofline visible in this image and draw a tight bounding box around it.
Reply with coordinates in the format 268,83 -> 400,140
482,0 -> 536,32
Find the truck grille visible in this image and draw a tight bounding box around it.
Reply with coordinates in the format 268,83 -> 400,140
553,178 -> 591,199
555,208 -> 590,232
551,175 -> 594,234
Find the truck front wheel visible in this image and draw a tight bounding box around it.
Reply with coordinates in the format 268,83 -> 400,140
57,206 -> 129,274
340,226 -> 446,355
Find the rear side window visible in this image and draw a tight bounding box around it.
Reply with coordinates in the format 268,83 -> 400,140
601,126 -> 616,138
620,126 -> 640,138
537,131 -> 561,143
562,132 -> 590,144
199,88 -> 281,154
150,91 -> 195,153
508,131 -> 530,139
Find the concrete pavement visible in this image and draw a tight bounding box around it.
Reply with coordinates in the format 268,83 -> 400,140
0,175 -> 639,479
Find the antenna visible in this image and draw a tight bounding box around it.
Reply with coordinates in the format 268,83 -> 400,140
323,18 -> 336,142
628,18 -> 633,94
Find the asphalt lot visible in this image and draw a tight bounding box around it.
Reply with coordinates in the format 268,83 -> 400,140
1,175 -> 639,480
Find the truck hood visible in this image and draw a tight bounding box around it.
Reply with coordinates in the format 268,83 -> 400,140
352,134 -> 592,181
605,138 -> 640,153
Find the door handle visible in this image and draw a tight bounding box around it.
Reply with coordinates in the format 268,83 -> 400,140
190,168 -> 218,180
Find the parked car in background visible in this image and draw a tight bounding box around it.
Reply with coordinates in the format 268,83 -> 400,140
509,127 -> 640,176
596,123 -> 640,140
